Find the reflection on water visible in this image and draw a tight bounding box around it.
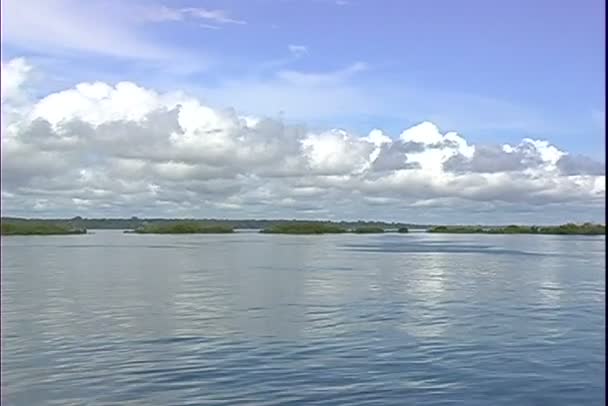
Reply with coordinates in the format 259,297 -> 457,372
1,231 -> 605,405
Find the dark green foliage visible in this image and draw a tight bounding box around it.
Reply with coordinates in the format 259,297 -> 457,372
537,223 -> 605,235
1,222 -> 86,235
2,217 -> 603,236
0,217 -> 425,230
133,223 -> 234,234
397,227 -> 409,233
428,226 -> 448,233
428,226 -> 483,233
352,226 -> 385,234
428,223 -> 605,235
260,223 -> 348,234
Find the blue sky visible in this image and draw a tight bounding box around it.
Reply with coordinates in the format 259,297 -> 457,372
2,0 -> 605,157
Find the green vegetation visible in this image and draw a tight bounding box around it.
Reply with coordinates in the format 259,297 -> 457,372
352,226 -> 385,234
428,223 -> 605,235
428,226 -> 484,233
260,223 -> 348,234
2,217 -> 603,236
133,222 -> 234,234
1,222 -> 86,236
536,223 -> 605,235
261,224 -> 390,234
484,225 -> 535,234
1,217 -> 425,230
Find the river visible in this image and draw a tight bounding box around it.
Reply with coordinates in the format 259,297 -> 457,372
1,230 -> 605,405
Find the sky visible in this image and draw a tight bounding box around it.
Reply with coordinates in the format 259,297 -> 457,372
0,0 -> 605,224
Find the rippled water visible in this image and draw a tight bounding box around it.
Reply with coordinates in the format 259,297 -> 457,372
1,230 -> 605,405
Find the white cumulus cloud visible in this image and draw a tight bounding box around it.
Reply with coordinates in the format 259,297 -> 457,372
1,58 -> 605,223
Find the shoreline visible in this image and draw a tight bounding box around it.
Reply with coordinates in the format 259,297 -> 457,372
1,219 -> 604,236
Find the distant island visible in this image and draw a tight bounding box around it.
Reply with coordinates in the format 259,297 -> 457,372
131,223 -> 234,234
352,226 -> 385,234
261,224 -> 392,234
428,223 -> 605,235
260,223 -> 348,234
0,217 -> 604,236
1,222 -> 86,236
0,217 -> 423,231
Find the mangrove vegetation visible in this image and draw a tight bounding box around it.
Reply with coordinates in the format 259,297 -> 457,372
133,223 -> 234,234
1,222 -> 86,236
260,223 -> 348,234
428,223 -> 605,235
352,226 -> 385,234
1,217 -> 424,231
1,218 -> 604,236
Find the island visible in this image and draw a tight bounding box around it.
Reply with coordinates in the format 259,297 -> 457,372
428,223 -> 605,235
1,223 -> 87,236
1,217 -> 422,231
352,226 -> 385,234
428,226 -> 484,234
1,218 -> 604,236
131,223 -> 234,234
260,223 -> 348,234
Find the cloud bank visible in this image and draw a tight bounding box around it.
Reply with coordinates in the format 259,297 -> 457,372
1,59 -> 604,223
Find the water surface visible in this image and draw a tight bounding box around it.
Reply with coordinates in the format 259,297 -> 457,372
2,230 -> 605,405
